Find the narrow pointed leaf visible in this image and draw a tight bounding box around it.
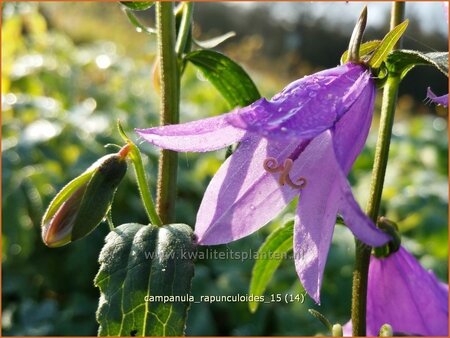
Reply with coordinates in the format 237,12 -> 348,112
248,221 -> 294,313
95,223 -> 195,336
123,9 -> 156,34
368,20 -> 409,69
120,1 -> 154,11
193,31 -> 236,49
185,49 -> 260,108
386,50 -> 448,78
340,40 -> 381,64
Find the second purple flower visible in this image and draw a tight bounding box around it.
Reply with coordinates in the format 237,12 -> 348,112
136,62 -> 390,302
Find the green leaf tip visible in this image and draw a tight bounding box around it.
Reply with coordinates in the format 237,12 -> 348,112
368,19 -> 409,69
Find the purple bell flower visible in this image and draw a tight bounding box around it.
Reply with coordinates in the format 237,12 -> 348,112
343,246 -> 449,336
136,62 -> 390,302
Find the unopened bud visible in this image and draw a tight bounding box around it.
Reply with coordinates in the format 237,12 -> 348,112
41,146 -> 129,247
379,323 -> 393,336
332,324 -> 343,337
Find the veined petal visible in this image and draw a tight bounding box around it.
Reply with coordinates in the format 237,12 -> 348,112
293,131 -> 389,303
135,111 -> 247,152
427,87 -> 448,107
293,132 -> 342,303
366,247 -> 448,336
332,73 -> 376,173
194,136 -> 302,245
226,63 -> 372,140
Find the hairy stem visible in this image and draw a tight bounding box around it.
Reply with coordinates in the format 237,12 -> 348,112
351,2 -> 404,336
155,2 -> 180,224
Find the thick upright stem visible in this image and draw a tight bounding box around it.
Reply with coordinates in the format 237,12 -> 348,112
156,2 -> 180,224
351,2 -> 404,336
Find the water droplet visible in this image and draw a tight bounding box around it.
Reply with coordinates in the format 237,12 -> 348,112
136,27 -> 143,33
308,92 -> 317,98
280,127 -> 287,132
162,268 -> 166,272
249,205 -> 255,210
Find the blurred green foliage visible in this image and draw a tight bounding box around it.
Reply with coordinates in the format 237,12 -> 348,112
2,2 -> 447,336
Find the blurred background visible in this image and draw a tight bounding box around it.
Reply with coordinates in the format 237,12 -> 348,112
2,1 -> 448,336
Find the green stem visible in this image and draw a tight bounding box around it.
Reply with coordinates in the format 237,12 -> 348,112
129,143 -> 163,226
351,3 -> 404,336
175,2 -> 193,56
156,2 -> 180,224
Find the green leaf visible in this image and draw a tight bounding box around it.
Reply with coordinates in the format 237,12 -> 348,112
385,50 -> 448,78
120,1 -> 154,11
248,221 -> 293,313
193,31 -> 236,49
368,20 -> 409,68
95,223 -> 195,336
185,50 -> 260,108
123,8 -> 156,34
340,40 -> 381,64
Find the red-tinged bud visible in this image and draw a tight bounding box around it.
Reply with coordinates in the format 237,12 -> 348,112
42,145 -> 129,247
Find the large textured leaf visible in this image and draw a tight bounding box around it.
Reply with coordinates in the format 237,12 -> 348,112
185,49 -> 260,108
386,50 -> 448,78
248,221 -> 294,313
95,223 -> 195,336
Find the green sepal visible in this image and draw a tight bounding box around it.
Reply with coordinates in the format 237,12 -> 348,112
308,309 -> 333,332
248,220 -> 293,313
367,20 -> 409,69
373,217 -> 401,258
95,223 -> 196,336
71,154 -> 127,240
340,40 -> 381,64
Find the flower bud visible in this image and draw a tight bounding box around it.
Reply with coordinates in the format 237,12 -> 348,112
41,146 -> 129,247
332,324 -> 343,337
378,323 -> 393,337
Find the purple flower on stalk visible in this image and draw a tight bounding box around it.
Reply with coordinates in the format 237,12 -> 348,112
136,62 -> 390,302
427,87 -> 448,107
343,246 -> 449,336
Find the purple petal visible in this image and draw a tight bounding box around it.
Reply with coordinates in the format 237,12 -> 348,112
135,111 -> 247,152
226,63 -> 373,140
293,131 -> 389,303
427,87 -> 448,107
366,246 -> 448,336
337,179 -> 390,247
332,71 -> 376,173
194,136 -> 302,244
